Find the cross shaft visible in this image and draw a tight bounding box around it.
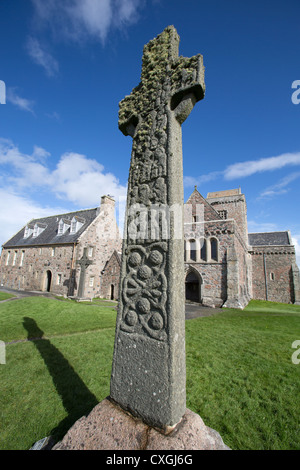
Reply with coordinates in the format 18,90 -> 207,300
110,26 -> 205,430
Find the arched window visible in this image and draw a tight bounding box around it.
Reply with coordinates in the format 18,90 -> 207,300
190,239 -> 196,261
200,238 -> 206,261
210,238 -> 218,261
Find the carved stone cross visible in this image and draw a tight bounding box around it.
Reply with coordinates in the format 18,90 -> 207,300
110,26 -> 205,430
76,247 -> 93,298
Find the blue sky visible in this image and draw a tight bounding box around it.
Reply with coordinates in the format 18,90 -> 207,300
0,0 -> 300,263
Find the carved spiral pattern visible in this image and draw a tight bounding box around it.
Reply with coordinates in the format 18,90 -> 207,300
120,242 -> 167,341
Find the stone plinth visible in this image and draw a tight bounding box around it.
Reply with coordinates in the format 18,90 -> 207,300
53,398 -> 229,450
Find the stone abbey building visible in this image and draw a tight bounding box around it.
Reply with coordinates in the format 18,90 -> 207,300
0,195 -> 122,300
184,187 -> 299,307
0,188 -> 299,306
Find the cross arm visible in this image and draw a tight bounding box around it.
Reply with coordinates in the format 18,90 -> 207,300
118,84 -> 141,137
171,54 -> 205,124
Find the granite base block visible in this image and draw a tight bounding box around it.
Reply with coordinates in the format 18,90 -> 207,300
53,398 -> 230,450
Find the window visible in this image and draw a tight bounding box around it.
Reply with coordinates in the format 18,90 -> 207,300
58,220 -> 64,235
70,216 -> 85,234
33,223 -> 47,238
270,272 -> 275,281
218,210 -> 227,219
210,238 -> 218,262
20,251 -> 25,267
6,251 -> 10,266
192,215 -> 199,223
57,274 -> 62,285
58,218 -> 71,236
89,276 -> 95,287
51,247 -> 55,257
24,224 -> 34,238
190,239 -> 197,261
200,239 -> 207,261
12,251 -> 17,266
71,219 -> 77,233
88,246 -> 94,257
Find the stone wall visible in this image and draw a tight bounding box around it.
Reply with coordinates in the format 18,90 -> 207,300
75,196 -> 122,298
184,218 -> 237,307
0,244 -> 76,295
250,245 -> 297,303
100,251 -> 121,300
224,223 -> 251,309
207,191 -> 248,247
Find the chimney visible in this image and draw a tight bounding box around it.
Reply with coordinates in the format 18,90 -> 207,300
98,195 -> 116,216
101,195 -> 115,207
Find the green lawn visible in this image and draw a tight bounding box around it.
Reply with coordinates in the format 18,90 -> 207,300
0,292 -> 16,301
0,297 -> 299,450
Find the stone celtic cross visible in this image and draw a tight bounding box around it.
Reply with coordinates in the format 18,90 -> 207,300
110,26 -> 205,430
76,247 -> 93,298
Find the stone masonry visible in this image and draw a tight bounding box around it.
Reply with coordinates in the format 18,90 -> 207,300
0,195 -> 122,299
100,250 -> 121,300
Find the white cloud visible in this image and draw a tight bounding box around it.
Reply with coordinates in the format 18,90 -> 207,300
183,171 -> 222,188
31,0 -> 143,44
0,137 -> 127,212
46,111 -> 61,121
259,171 -> 300,198
0,189 -> 66,246
6,88 -> 35,114
26,37 -> 59,77
0,139 -> 50,187
224,152 -> 300,180
0,138 -> 127,246
184,152 -> 300,192
50,152 -> 127,206
247,220 -> 278,233
32,145 -> 51,161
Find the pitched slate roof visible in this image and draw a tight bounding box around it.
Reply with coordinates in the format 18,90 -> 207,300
3,208 -> 99,248
248,231 -> 291,246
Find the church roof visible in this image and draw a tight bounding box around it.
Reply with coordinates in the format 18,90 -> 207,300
248,231 -> 291,246
3,208 -> 99,248
185,187 -> 222,221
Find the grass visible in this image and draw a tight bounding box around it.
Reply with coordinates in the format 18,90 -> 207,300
0,297 -> 299,450
0,292 -> 16,301
186,300 -> 300,450
54,295 -> 118,307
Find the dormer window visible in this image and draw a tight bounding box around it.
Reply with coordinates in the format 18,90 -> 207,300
58,220 -> 64,235
58,218 -> 71,236
32,222 -> 47,238
70,216 -> 85,234
24,223 -> 34,238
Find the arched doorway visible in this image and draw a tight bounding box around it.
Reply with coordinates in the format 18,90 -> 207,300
185,270 -> 202,303
46,270 -> 52,292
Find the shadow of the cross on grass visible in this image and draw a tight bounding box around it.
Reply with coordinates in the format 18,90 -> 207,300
23,317 -> 98,445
